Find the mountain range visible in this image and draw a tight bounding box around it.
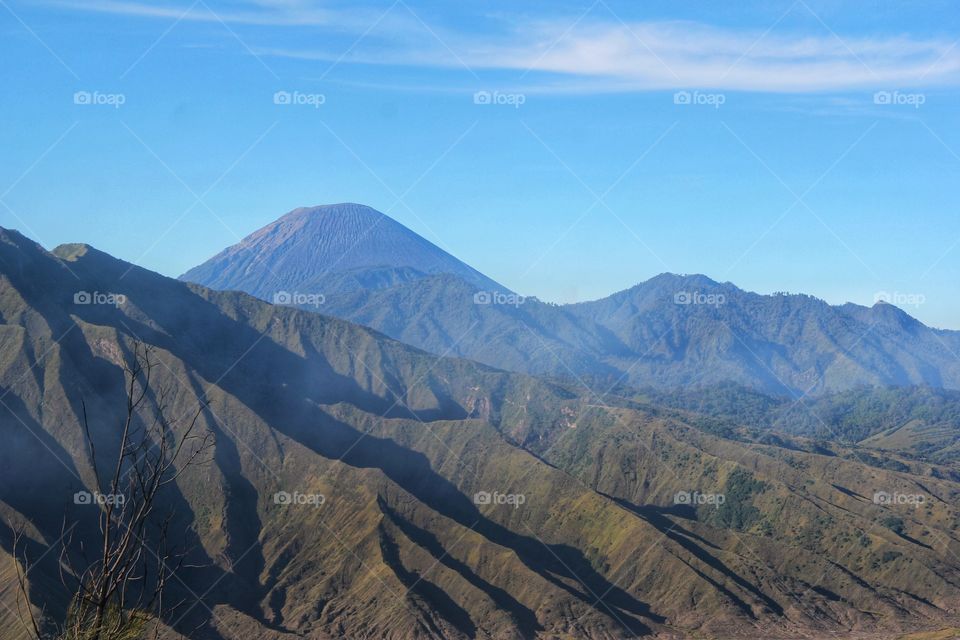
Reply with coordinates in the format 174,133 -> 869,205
183,204 -> 960,396
0,208 -> 960,640
1,220 -> 960,638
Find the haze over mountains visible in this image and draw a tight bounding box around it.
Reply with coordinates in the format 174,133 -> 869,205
4,226 -> 960,639
183,204 -> 960,396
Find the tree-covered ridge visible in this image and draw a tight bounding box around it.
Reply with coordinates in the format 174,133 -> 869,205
640,382 -> 960,463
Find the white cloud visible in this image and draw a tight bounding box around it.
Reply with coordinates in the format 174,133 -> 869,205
489,21 -> 960,92
46,0 -> 960,92
44,0 -> 398,29
259,20 -> 960,93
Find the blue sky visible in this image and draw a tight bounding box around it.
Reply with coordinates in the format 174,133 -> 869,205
1,0 -> 958,328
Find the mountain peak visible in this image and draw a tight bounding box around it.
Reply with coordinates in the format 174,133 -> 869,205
288,202 -> 382,218
180,203 -> 509,299
646,272 -> 723,289
52,242 -> 93,261
594,273 -> 730,304
0,226 -> 45,253
869,299 -> 924,331
274,202 -> 385,231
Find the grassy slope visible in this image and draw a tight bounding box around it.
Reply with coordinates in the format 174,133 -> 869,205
0,229 -> 958,638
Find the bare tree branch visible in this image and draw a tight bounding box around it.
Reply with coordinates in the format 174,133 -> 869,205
16,340 -> 215,640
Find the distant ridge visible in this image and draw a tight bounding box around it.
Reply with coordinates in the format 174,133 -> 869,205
182,205 -> 960,395
180,203 -> 508,298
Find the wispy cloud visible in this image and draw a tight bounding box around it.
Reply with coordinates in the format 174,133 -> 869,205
44,0 -> 400,29
46,0 -> 960,93
497,21 -> 960,92
259,19 -> 960,93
